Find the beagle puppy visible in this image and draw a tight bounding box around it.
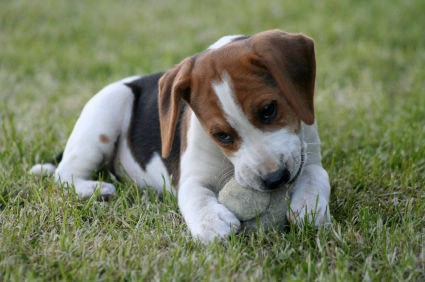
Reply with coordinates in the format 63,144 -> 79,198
31,30 -> 331,242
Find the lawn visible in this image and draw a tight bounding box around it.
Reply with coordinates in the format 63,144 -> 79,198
1,0 -> 424,281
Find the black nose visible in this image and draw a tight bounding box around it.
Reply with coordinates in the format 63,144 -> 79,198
263,168 -> 291,190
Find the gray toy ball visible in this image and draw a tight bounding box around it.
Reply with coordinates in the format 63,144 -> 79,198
218,178 -> 289,231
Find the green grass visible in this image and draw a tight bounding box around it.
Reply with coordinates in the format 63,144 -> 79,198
1,0 -> 424,280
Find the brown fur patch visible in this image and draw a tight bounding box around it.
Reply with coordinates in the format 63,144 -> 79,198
99,134 -> 110,144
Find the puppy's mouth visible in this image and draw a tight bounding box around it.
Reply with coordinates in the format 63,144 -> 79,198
245,152 -> 305,192
233,148 -> 305,191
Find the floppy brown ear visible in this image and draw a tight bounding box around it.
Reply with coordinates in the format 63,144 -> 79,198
252,30 -> 316,124
158,57 -> 194,158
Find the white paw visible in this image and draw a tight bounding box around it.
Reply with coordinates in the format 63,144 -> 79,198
188,202 -> 241,243
74,180 -> 116,200
29,163 -> 56,176
287,195 -> 331,227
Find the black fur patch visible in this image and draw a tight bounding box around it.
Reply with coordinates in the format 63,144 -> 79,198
125,73 -> 183,184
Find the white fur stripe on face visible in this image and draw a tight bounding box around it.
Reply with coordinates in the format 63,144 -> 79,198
208,35 -> 244,50
212,73 -> 257,135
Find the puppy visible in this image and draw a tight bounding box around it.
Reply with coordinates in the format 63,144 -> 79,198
31,30 -> 331,242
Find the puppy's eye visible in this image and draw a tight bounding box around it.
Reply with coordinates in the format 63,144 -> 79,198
259,101 -> 277,124
213,132 -> 234,144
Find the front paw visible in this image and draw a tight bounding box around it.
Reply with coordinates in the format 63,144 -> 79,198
287,195 -> 331,227
73,180 -> 116,200
188,202 -> 241,243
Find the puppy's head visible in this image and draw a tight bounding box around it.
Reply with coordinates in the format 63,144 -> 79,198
159,30 -> 316,191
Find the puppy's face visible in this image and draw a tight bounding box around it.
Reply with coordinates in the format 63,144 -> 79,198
159,30 -> 316,190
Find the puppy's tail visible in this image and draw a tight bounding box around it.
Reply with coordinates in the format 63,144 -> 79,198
29,152 -> 63,177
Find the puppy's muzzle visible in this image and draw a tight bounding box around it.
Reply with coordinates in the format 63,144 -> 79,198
262,168 -> 291,190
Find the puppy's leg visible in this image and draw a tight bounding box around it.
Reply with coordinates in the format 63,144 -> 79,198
179,179 -> 240,243
288,123 -> 331,226
178,115 -> 240,243
54,77 -> 137,198
288,164 -> 331,226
